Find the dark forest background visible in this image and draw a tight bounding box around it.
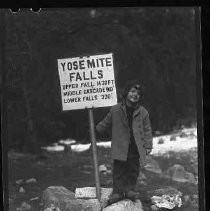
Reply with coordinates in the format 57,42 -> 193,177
3,7 -> 197,152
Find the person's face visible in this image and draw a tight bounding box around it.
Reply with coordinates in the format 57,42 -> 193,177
126,87 -> 140,103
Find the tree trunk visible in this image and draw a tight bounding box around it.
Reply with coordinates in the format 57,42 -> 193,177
21,64 -> 37,152
15,18 -> 38,153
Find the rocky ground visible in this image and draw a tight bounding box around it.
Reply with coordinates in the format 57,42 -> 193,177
8,128 -> 199,211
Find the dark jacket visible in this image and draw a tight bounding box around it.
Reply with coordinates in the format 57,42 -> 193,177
96,102 -> 153,166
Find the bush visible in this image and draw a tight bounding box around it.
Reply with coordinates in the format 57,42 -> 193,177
170,135 -> 177,141
158,138 -> 165,144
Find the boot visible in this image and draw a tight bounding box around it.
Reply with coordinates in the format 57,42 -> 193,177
125,190 -> 140,201
107,192 -> 124,205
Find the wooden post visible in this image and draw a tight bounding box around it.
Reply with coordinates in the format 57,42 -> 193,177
88,108 -> 101,201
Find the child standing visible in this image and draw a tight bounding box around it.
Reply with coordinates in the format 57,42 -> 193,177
96,80 -> 153,204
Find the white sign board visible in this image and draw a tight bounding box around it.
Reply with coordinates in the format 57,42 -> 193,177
57,53 -> 117,110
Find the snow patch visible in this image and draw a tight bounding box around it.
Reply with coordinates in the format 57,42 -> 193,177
151,128 -> 197,155
97,141 -> 111,148
71,144 -> 91,152
41,145 -> 64,152
42,127 -> 197,153
58,139 -> 76,145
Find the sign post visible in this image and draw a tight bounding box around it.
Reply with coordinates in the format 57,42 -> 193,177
88,107 -> 101,200
57,53 -> 117,201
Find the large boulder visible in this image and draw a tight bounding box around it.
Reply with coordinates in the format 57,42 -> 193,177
166,164 -> 197,184
103,199 -> 144,211
75,187 -> 112,208
148,187 -> 182,210
150,195 -> 182,210
41,186 -> 112,211
43,198 -> 101,211
75,187 -> 112,198
41,186 -> 76,210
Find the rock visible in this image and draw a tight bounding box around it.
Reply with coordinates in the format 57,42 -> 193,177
99,164 -> 107,172
19,187 -> 26,193
139,181 -> 147,186
90,9 -> 96,18
103,199 -> 143,211
192,194 -> 198,200
191,194 -> 199,206
41,186 -> 75,209
29,197 -> 39,201
191,163 -> 198,175
65,199 -> 101,211
170,135 -> 177,141
151,204 -> 159,211
138,172 -> 147,180
185,172 -> 197,184
17,202 -> 31,211
154,131 -> 162,136
179,131 -> 188,138
149,187 -> 182,210
167,164 -> 196,183
189,132 -> 196,139
16,179 -> 24,185
75,187 -> 112,199
42,186 -> 111,211
43,204 -> 61,211
148,187 -> 182,197
103,170 -> 112,175
43,208 -> 52,211
190,153 -> 198,175
75,187 -> 112,207
25,178 -> 37,184
148,187 -> 183,209
158,138 -> 164,144
144,157 -> 162,174
137,172 -> 147,186
151,194 -> 182,209
183,194 -> 198,206
184,195 -> 190,202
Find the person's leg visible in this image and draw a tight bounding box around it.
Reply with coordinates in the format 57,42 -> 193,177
108,159 -> 127,204
124,156 -> 140,200
112,159 -> 127,194
127,156 -> 140,190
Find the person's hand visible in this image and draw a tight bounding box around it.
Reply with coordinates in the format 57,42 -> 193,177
146,149 -> 152,155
